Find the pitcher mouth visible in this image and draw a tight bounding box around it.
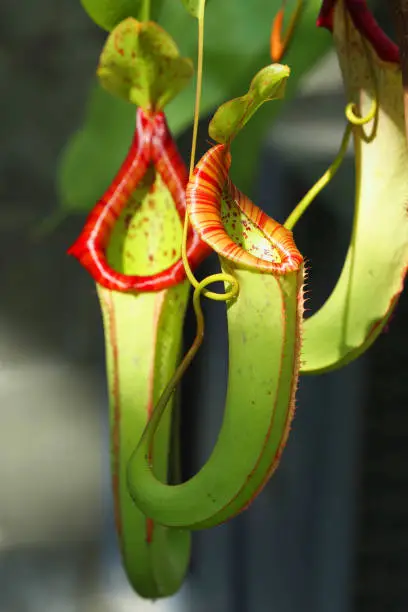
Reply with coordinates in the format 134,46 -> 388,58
317,0 -> 399,64
221,176 -> 303,274
68,108 -> 211,293
186,144 -> 303,276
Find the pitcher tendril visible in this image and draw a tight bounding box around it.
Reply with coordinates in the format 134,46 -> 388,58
284,124 -> 352,230
344,30 -> 378,126
157,1 -> 239,482
131,273 -> 235,458
182,0 -> 239,302
345,98 -> 377,125
284,91 -> 378,231
149,0 -> 239,503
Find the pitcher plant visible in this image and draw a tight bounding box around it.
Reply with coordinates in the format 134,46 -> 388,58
64,0 -> 408,599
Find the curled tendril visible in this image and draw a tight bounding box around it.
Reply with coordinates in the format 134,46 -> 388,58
145,0 -> 239,446
345,28 -> 378,127
284,122 -> 352,230
345,97 -> 378,125
182,209 -> 239,302
285,15 -> 378,233
182,0 -> 239,304
133,272 -> 238,458
284,92 -> 378,231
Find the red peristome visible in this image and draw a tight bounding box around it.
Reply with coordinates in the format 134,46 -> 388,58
68,108 -> 210,293
317,0 -> 399,64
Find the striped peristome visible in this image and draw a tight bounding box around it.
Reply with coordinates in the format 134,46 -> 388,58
186,144 -> 303,273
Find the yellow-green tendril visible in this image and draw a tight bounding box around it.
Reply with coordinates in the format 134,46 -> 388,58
182,0 -> 239,303
284,124 -> 352,230
148,0 -> 239,461
134,274 -> 235,451
344,28 -> 378,127
345,97 -> 377,125
284,95 -> 378,231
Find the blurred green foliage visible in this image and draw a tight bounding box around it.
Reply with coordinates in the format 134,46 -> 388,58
80,0 -> 165,30
181,0 -> 206,18
58,0 -> 332,214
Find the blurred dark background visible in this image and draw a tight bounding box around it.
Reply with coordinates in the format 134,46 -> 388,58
1,1 -> 407,611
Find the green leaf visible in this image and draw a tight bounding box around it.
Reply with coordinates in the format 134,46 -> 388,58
97,19 -> 193,110
209,64 -> 290,144
81,0 -> 164,31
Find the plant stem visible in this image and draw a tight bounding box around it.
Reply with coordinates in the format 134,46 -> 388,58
189,0 -> 205,177
140,0 -> 150,21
